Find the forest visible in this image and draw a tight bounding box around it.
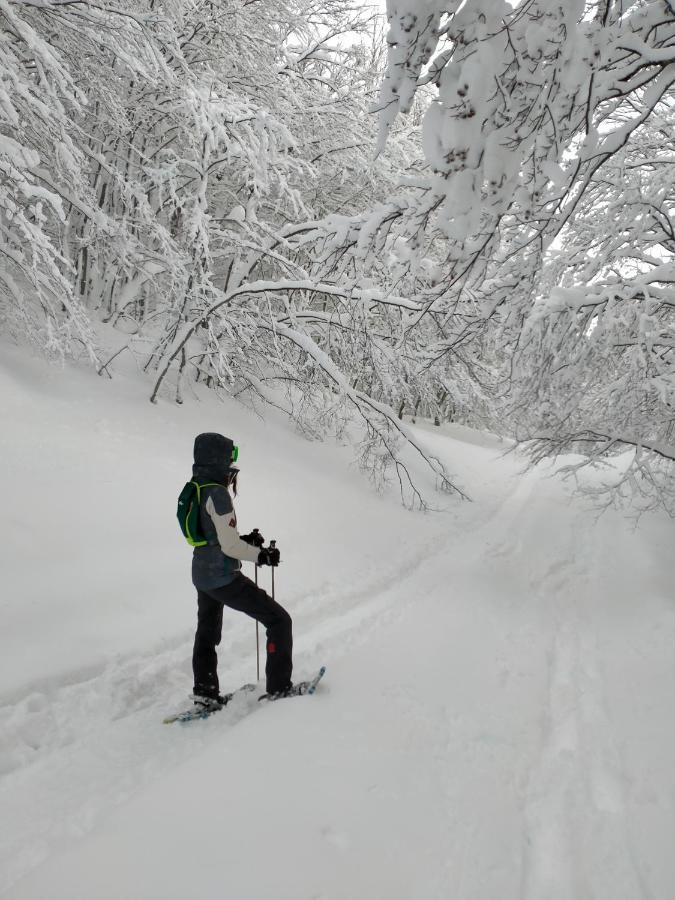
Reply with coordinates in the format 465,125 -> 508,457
2,0 -> 674,508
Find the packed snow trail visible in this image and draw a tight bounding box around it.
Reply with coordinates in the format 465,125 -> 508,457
3,457 -> 675,898
2,350 -> 675,898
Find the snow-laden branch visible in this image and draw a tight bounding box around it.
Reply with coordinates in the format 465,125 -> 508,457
149,279 -> 423,402
260,320 -> 470,504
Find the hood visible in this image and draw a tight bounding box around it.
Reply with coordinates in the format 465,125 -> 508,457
192,432 -> 234,484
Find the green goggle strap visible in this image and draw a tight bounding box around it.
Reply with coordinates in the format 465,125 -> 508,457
231,445 -> 239,462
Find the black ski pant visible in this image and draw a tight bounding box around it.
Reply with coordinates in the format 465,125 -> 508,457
192,572 -> 293,696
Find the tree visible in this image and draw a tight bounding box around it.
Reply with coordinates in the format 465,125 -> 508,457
371,0 -> 675,508
3,0 -> 467,504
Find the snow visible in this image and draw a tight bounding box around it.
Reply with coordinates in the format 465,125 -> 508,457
3,345 -> 675,899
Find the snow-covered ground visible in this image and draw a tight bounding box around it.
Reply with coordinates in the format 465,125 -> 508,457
2,345 -> 675,899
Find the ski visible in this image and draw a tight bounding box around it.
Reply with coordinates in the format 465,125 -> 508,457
163,667 -> 326,724
259,666 -> 326,702
163,682 -> 257,724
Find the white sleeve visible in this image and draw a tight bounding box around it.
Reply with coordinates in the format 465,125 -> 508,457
205,495 -> 261,564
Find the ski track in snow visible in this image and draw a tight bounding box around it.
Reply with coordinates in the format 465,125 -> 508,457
518,499 -> 651,900
0,459 -> 667,898
0,524 -> 456,894
0,531 -> 447,778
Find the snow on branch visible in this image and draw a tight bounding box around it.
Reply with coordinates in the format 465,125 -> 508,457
259,320 -> 470,506
364,0 -> 675,508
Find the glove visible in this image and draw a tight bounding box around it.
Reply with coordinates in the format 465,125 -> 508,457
241,528 -> 264,548
257,546 -> 280,567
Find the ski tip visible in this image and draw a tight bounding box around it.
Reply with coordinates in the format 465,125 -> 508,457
307,666 -> 326,695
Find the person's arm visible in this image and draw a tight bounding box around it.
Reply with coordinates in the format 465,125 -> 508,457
205,492 -> 261,564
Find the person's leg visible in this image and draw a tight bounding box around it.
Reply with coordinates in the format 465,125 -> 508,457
192,589 -> 225,697
213,573 -> 293,694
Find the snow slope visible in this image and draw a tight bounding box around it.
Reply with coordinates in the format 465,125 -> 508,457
2,346 -> 675,899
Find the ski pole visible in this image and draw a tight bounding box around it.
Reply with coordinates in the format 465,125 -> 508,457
270,540 -> 276,603
255,564 -> 260,681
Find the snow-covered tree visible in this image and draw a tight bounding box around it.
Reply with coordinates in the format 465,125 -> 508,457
372,0 -> 675,507
515,95 -> 675,511
2,0 -> 466,502
0,0 -> 104,358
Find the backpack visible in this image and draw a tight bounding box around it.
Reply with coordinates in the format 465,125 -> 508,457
176,481 -> 220,547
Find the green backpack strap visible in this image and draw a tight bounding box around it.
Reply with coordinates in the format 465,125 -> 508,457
177,481 -> 221,547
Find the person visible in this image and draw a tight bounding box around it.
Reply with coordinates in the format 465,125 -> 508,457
189,432 -> 293,708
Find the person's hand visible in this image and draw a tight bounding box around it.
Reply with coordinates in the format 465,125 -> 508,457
241,528 -> 264,548
257,546 -> 280,567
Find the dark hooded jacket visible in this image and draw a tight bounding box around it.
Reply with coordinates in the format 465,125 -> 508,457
190,432 -> 259,590
192,432 -> 234,485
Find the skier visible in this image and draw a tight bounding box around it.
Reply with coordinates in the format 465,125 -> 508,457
188,432 -> 292,708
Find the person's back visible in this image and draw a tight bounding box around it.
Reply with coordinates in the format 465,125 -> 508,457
191,433 -> 251,590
